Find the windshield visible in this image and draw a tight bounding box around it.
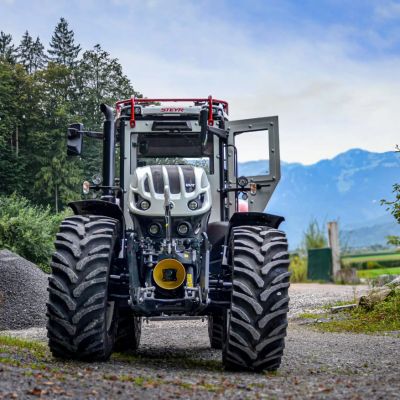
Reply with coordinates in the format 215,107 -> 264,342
135,132 -> 214,174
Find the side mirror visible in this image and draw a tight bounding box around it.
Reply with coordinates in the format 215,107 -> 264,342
199,109 -> 208,154
67,123 -> 83,156
139,141 -> 149,155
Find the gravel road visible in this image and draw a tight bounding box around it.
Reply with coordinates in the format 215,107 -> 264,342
3,283 -> 399,399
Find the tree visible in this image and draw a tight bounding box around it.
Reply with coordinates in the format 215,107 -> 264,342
17,31 -> 34,73
0,59 -> 36,156
30,63 -> 83,212
0,31 -> 16,64
32,37 -> 46,72
48,17 -> 81,68
74,44 -> 141,177
16,32 -> 45,74
0,140 -> 32,195
381,146 -> 400,251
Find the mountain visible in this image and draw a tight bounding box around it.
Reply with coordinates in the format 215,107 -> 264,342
238,149 -> 400,248
341,221 -> 400,248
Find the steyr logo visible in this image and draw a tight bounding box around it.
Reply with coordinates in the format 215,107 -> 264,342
185,183 -> 195,188
161,108 -> 184,112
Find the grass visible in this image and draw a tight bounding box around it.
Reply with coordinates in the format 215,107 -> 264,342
298,312 -> 320,319
357,267 -> 400,279
313,290 -> 400,335
0,334 -> 47,351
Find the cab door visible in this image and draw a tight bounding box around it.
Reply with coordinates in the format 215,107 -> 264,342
224,116 -> 281,217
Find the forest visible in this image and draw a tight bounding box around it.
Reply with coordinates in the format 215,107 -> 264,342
0,18 -> 141,213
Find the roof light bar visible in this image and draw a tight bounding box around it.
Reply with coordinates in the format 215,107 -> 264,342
115,96 -> 229,128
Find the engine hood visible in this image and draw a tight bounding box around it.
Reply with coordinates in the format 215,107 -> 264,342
128,165 -> 212,217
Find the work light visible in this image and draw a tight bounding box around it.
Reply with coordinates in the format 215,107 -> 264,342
177,223 -> 189,235
188,200 -> 199,210
149,224 -> 160,235
92,174 -> 103,186
140,200 -> 150,210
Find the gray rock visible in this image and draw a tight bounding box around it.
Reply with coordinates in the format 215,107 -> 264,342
359,287 -> 393,310
386,276 -> 400,287
0,250 -> 48,330
335,268 -> 360,284
371,274 -> 400,287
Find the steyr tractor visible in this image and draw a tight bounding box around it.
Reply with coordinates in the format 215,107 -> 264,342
46,96 -> 290,371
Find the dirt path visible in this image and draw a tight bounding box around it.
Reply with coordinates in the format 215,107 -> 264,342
3,283 -> 399,399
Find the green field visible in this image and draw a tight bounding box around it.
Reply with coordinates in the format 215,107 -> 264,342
357,267 -> 400,279
343,253 -> 400,263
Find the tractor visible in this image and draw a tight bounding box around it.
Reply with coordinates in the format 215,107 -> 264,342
46,96 -> 290,371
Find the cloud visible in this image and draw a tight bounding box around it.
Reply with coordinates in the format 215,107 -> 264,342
375,0 -> 400,19
1,0 -> 398,164
111,2 -> 400,164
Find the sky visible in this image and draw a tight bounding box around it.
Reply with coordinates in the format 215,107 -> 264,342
0,0 -> 399,164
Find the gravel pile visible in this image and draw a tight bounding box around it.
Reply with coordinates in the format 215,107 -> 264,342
0,250 -> 48,330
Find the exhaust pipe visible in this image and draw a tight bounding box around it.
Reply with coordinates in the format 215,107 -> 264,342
100,104 -> 115,201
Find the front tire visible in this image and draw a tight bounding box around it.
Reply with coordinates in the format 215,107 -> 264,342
222,226 -> 290,371
46,215 -> 121,361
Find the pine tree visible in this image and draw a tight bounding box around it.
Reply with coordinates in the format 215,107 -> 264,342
48,18 -> 81,68
0,31 -> 16,64
32,37 -> 46,72
17,31 -> 34,73
31,63 -> 82,212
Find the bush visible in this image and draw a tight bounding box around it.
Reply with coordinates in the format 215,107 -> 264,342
289,256 -> 307,283
0,194 -> 71,272
366,261 -> 382,270
350,259 -> 400,270
301,217 -> 327,254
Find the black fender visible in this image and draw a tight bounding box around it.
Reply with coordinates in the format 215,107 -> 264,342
207,212 -> 284,268
68,200 -> 126,235
224,212 -> 284,246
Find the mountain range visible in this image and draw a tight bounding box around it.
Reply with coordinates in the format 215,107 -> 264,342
238,149 -> 400,248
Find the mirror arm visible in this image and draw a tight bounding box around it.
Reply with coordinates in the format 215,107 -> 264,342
207,126 -> 228,141
85,131 -> 104,140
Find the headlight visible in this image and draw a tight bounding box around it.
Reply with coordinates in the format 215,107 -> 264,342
188,200 -> 199,210
134,106 -> 142,115
177,223 -> 189,235
83,181 -> 90,195
212,107 -> 222,115
149,223 -> 160,235
140,200 -> 150,210
237,175 -> 248,188
92,174 -> 103,186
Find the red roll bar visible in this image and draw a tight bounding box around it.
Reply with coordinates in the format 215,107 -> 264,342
115,96 -> 229,129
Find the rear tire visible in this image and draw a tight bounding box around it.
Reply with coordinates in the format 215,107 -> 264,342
222,226 -> 290,371
46,215 -> 121,361
208,316 -> 224,349
114,307 -> 142,352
